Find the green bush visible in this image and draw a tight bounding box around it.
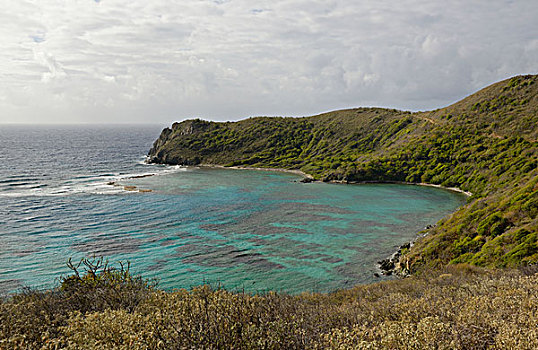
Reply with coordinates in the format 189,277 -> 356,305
0,258 -> 155,349
60,257 -> 156,313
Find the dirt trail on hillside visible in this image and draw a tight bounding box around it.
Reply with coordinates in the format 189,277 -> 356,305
412,115 -> 439,125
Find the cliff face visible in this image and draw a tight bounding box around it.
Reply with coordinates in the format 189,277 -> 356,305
148,119 -> 214,165
148,75 -> 538,271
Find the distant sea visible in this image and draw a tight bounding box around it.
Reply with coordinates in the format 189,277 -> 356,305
0,125 -> 466,295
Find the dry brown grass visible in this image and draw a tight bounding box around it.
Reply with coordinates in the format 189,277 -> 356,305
1,263 -> 537,349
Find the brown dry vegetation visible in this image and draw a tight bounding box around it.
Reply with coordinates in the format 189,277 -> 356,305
1,260 -> 537,349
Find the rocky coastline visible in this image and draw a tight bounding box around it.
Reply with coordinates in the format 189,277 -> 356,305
377,242 -> 411,277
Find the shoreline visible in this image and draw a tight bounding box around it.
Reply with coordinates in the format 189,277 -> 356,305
114,162 -> 472,198
113,162 -> 471,279
326,179 -> 472,197
199,164 -> 313,178
197,164 -> 472,197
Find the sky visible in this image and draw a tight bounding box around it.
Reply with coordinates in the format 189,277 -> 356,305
0,0 -> 537,124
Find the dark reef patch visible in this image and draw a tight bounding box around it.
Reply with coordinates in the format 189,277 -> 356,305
72,232 -> 143,255
174,242 -> 285,270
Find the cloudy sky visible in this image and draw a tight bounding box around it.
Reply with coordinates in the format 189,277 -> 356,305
0,0 -> 536,124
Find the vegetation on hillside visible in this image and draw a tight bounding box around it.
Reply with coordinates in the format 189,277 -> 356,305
148,75 -> 538,272
2,259 -> 537,349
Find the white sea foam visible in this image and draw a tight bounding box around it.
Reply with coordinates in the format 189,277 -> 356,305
0,161 -> 188,198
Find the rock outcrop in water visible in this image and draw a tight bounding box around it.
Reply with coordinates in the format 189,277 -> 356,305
148,75 -> 538,272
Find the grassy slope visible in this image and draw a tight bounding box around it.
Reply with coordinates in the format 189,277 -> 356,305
149,75 -> 538,272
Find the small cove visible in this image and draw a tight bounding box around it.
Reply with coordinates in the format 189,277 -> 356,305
0,126 -> 467,295
117,167 -> 467,293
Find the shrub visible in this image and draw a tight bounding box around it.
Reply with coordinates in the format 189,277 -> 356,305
3,264 -> 538,349
60,257 -> 156,313
0,258 -> 155,349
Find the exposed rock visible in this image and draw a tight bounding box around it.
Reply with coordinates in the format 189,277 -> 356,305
147,119 -> 212,165
130,174 -> 154,179
378,258 -> 395,272
400,242 -> 411,250
378,241 -> 414,276
147,127 -> 172,160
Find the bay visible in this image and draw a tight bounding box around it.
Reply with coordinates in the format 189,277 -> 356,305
0,125 -> 466,294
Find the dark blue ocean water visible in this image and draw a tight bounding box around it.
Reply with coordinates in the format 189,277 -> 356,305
0,125 -> 466,295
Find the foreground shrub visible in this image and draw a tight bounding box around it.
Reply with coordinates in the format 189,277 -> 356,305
1,264 -> 537,349
0,258 -> 154,349
59,257 -> 156,313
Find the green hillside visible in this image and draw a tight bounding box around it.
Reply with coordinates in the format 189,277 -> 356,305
149,75 -> 538,272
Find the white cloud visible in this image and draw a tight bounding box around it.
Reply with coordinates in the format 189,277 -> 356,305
0,0 -> 536,124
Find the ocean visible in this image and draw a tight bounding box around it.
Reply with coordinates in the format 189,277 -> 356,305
0,125 -> 466,295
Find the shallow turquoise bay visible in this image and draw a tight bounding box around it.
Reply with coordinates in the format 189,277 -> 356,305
0,166 -> 467,295
116,167 -> 465,293
0,126 -> 467,294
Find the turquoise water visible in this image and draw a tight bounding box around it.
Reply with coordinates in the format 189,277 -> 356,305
117,168 -> 466,293
0,126 -> 467,294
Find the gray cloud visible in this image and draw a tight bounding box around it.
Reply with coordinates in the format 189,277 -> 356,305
0,0 -> 536,124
